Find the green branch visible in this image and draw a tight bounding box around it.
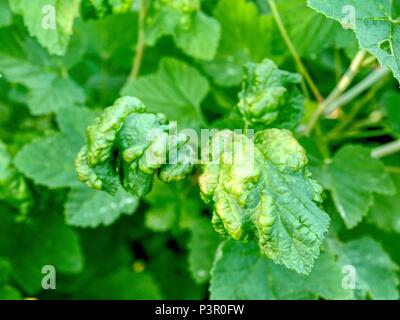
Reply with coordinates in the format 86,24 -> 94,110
371,140 -> 400,159
267,0 -> 323,102
128,0 -> 147,81
304,50 -> 366,136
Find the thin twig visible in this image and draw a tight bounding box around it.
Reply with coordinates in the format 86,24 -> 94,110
128,0 -> 147,81
385,166 -> 400,174
324,67 -> 390,115
328,129 -> 390,143
371,140 -> 400,159
267,0 -> 323,102
327,81 -> 386,139
304,50 -> 366,136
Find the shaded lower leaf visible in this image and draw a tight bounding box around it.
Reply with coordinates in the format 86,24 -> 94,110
65,186 -> 140,228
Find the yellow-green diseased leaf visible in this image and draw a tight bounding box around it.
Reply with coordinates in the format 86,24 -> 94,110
368,174 -> 400,233
14,134 -> 81,188
199,129 -> 330,274
330,237 -> 399,300
0,210 -> 83,294
75,96 -> 196,197
203,0 -> 281,86
9,0 -> 81,56
81,0 -> 133,20
75,97 -> 146,194
210,240 -> 352,300
382,91 -> 400,137
308,0 -> 400,83
144,180 -> 202,232
64,186 -> 139,228
145,0 -> 220,60
86,96 -> 146,166
121,58 -> 209,129
188,218 -> 221,284
238,59 -> 304,130
0,0 -> 12,27
75,268 -> 162,299
0,24 -> 85,115
0,140 -> 32,214
322,145 -> 396,229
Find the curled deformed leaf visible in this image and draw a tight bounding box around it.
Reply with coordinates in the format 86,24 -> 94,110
75,96 -> 195,197
199,129 -> 329,274
238,59 -> 304,129
0,140 -> 32,214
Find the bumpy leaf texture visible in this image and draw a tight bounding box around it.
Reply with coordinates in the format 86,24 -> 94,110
75,96 -> 195,197
0,140 -> 32,214
199,129 -> 330,274
238,59 -> 304,130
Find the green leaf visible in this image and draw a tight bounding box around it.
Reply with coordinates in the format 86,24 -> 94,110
0,209 -> 83,294
368,173 -> 400,233
238,59 -> 304,130
330,237 -> 399,300
0,285 -> 23,299
56,106 -> 98,147
275,0 -> 355,56
0,24 -> 85,115
322,145 -> 395,228
145,0 -> 220,60
308,0 -> 400,82
210,240 -> 352,300
203,0 -> 280,86
65,186 -> 139,228
78,268 -> 163,299
145,180 -> 201,232
0,257 -> 23,299
188,217 -> 221,284
382,91 -> 400,137
0,140 -> 32,214
199,129 -> 330,274
147,249 -> 203,299
15,134 -> 81,188
9,0 -> 81,56
0,0 -> 12,27
15,107 -> 97,189
121,58 -> 209,129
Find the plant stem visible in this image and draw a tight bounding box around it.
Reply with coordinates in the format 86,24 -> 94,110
267,0 -> 323,102
304,50 -> 366,136
128,0 -> 147,81
329,129 -> 389,142
244,121 -> 249,135
327,81 -> 385,139
371,140 -> 400,159
385,166 -> 400,174
324,67 -> 390,115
